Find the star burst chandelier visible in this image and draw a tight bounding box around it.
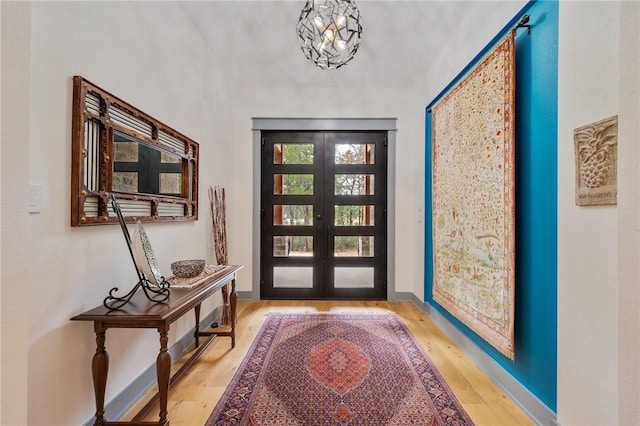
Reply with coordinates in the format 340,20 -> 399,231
296,0 -> 363,70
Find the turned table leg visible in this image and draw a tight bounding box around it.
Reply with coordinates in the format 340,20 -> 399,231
157,329 -> 171,425
193,303 -> 202,348
91,326 -> 108,426
230,277 -> 237,348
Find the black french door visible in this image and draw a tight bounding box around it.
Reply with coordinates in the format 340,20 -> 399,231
261,131 -> 387,299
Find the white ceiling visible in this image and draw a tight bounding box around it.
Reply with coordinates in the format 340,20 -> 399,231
179,1 -> 527,89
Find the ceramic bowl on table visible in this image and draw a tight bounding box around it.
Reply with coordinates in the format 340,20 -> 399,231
170,259 -> 206,278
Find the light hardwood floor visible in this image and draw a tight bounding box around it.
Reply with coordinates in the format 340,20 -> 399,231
122,300 -> 534,425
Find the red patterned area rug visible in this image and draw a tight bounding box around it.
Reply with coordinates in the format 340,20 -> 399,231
205,313 -> 473,426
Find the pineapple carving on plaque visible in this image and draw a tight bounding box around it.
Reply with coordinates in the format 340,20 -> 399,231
574,115 -> 618,206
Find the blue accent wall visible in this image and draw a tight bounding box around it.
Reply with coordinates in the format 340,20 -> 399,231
424,1 -> 558,411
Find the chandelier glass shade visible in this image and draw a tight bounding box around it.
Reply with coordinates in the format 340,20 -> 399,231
296,0 -> 363,70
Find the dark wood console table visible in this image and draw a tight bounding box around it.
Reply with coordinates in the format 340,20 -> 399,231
71,265 -> 243,426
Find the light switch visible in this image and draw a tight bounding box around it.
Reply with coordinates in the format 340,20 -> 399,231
29,184 -> 43,213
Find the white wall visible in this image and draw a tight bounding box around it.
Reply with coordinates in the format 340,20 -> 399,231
1,2 -> 32,424
558,1 -> 640,425
2,2 -> 230,424
616,1 -> 640,423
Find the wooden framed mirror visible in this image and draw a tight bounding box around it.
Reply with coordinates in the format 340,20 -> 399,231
71,76 -> 199,226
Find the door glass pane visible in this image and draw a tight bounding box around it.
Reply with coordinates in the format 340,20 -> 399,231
334,267 -> 374,288
274,205 -> 313,225
274,267 -> 313,288
334,205 -> 374,226
274,174 -> 313,195
334,236 -> 374,257
335,144 -> 375,164
335,174 -> 374,195
273,236 -> 313,257
274,143 -> 314,164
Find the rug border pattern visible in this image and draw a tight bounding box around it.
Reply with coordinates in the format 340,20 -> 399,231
205,313 -> 474,426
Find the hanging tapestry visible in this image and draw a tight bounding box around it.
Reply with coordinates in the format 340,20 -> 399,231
431,32 -> 516,359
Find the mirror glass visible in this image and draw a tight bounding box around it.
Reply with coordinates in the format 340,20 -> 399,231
113,131 -> 183,196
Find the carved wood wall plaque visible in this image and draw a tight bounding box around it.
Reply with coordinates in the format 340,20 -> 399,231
574,115 -> 618,206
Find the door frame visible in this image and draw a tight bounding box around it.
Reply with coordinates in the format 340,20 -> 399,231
260,130 -> 388,299
251,118 -> 397,300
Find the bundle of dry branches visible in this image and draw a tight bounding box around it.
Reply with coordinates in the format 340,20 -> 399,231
209,186 -> 230,324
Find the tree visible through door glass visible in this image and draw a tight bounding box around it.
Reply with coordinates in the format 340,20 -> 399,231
335,144 -> 375,164
274,143 -> 314,164
273,205 -> 314,226
273,236 -> 313,257
274,174 -> 314,195
334,174 -> 374,195
334,236 -> 374,257
334,205 -> 374,226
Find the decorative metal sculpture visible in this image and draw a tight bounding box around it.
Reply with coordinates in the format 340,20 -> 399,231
103,194 -> 170,310
296,0 -> 363,69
